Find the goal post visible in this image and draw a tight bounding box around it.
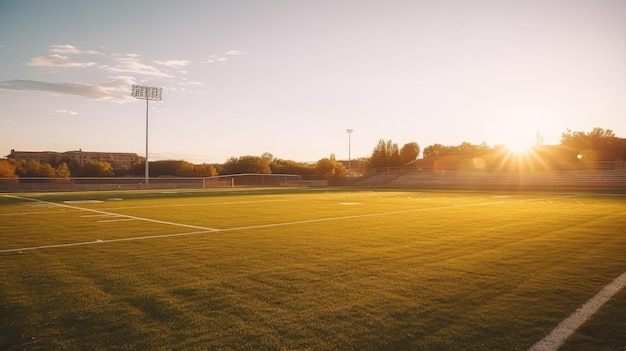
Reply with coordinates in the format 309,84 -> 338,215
201,174 -> 302,188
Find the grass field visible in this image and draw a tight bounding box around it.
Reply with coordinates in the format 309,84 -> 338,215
1,188 -> 625,350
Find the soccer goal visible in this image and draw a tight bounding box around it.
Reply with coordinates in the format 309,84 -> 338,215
201,173 -> 302,188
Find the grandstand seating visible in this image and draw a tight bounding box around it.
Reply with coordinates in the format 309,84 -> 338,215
356,170 -> 626,189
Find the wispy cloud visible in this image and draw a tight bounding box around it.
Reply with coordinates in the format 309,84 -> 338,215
49,44 -> 99,55
54,109 -> 79,116
28,54 -> 96,68
154,60 -> 190,69
0,79 -> 136,103
200,50 -> 243,64
101,53 -> 171,77
178,80 -> 205,86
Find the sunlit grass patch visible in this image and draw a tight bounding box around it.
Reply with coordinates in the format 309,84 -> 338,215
1,189 -> 625,350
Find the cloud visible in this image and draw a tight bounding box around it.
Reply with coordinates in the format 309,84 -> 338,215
154,60 -> 190,69
28,54 -> 96,68
49,44 -> 99,55
54,109 -> 79,116
0,79 -> 136,103
101,53 -> 171,77
178,80 -> 205,86
201,51 -> 243,63
100,76 -> 136,89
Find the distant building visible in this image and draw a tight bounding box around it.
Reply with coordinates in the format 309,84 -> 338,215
6,150 -> 63,165
6,149 -> 142,170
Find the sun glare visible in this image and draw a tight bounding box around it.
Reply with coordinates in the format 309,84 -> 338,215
505,139 -> 535,155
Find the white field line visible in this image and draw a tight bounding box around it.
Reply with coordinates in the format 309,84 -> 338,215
528,271 -> 626,351
218,201 -> 507,233
0,193 -> 581,254
77,198 -> 291,212
0,209 -> 79,217
3,195 -> 218,232
0,230 -> 213,253
98,218 -> 137,223
0,199 -> 290,216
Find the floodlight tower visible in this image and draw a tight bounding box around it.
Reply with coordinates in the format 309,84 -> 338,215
346,129 -> 353,181
131,84 -> 163,187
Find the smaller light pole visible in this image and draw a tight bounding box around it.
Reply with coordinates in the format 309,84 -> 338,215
346,129 -> 353,181
131,84 -> 163,187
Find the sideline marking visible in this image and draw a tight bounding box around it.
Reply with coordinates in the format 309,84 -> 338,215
4,195 -> 218,232
98,218 -> 137,223
64,200 -> 103,204
528,271 -> 626,351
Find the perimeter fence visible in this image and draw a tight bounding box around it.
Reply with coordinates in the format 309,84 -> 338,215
0,174 -> 310,193
358,163 -> 626,189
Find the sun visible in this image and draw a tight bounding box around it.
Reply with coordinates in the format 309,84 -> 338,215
500,133 -> 538,155
505,139 -> 536,155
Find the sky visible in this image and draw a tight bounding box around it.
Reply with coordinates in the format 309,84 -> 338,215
1,0 -> 625,164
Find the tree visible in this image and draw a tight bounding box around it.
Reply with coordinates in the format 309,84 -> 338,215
83,160 -> 114,177
315,154 -> 346,179
0,159 -> 17,177
369,139 -> 401,168
561,128 -> 624,162
192,163 -> 217,177
399,142 -> 420,164
423,144 -> 446,158
270,159 -> 315,177
55,162 -> 71,178
221,154 -> 272,174
150,160 -> 195,177
423,142 -> 489,158
64,159 -> 84,177
12,159 -> 56,177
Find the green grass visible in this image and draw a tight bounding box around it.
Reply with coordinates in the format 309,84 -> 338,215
1,188 -> 625,350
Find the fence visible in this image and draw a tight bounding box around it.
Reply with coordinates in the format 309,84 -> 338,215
357,167 -> 626,189
0,174 -> 305,192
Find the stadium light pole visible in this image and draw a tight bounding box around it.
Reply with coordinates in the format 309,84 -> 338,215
131,85 -> 163,187
346,129 -> 353,182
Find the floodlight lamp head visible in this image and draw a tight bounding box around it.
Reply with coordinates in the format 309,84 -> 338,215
131,84 -> 163,101
346,129 -> 353,133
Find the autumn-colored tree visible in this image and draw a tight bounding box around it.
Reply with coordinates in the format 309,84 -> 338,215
12,159 -> 56,177
83,160 -> 115,177
221,154 -> 272,174
192,163 -> 218,177
270,159 -> 315,177
55,162 -> 71,178
315,154 -> 346,179
0,159 -> 17,177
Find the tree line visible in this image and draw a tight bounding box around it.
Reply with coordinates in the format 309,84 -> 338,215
0,152 -> 347,180
1,127 -> 625,179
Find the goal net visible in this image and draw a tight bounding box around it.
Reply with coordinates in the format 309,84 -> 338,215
202,173 -> 302,188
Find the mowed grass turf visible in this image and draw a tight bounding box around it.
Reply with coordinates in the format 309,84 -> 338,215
1,188 -> 625,350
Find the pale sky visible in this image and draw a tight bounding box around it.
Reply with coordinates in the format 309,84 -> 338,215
1,0 -> 624,164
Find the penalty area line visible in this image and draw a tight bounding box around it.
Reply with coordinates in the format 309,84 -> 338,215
528,271 -> 626,351
3,195 -> 218,232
